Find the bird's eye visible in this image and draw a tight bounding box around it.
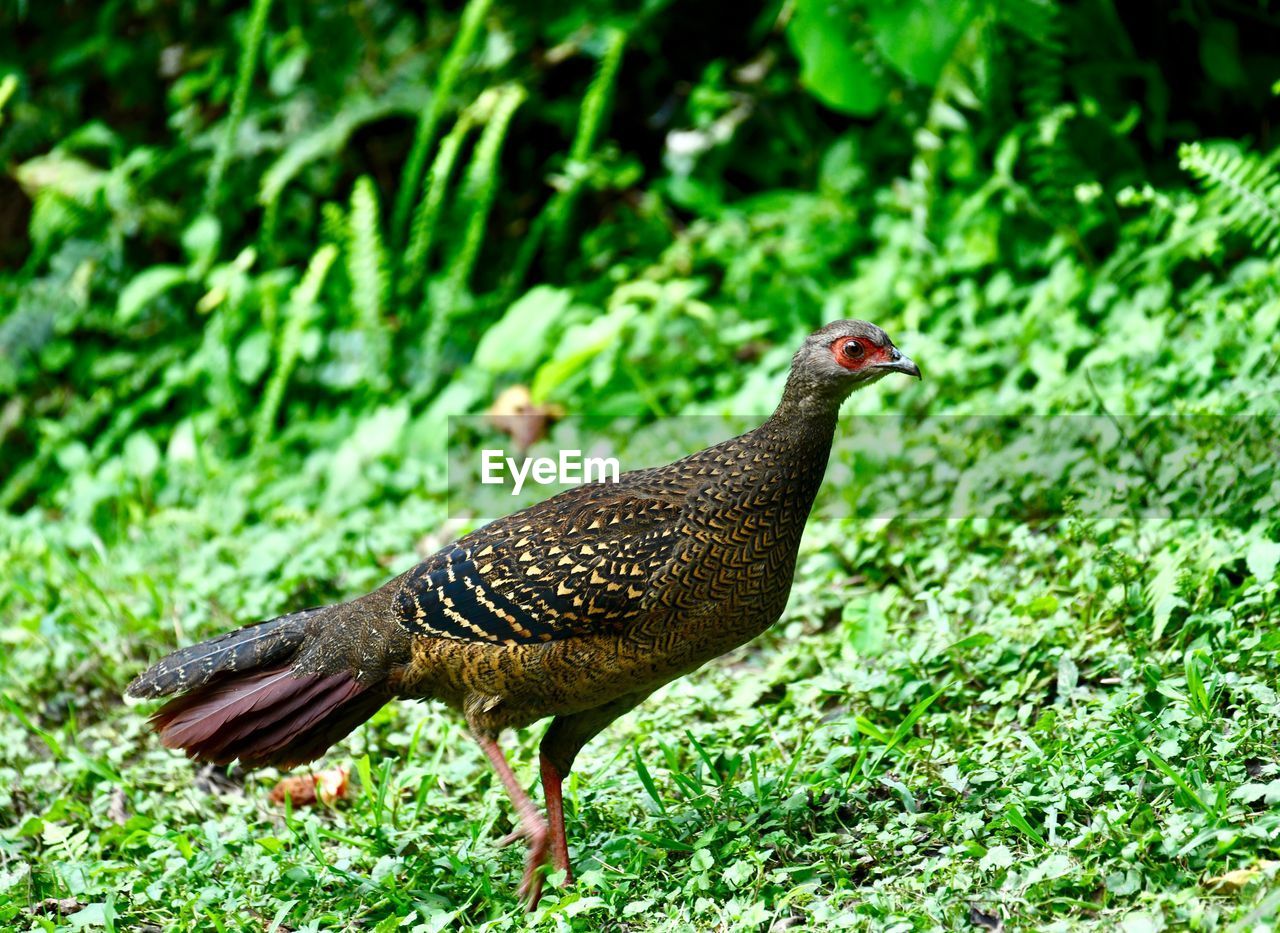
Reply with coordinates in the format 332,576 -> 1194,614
840,338 -> 865,361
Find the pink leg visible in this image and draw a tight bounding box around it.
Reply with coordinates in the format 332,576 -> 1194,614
541,754 -> 573,882
474,733 -> 550,910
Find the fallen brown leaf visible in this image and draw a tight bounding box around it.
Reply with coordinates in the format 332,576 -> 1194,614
487,385 -> 564,451
1204,860 -> 1280,892
968,905 -> 1004,931
268,766 -> 350,807
108,787 -> 129,825
27,897 -> 85,917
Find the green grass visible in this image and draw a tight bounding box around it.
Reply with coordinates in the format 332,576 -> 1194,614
3,276 -> 1280,929
4,0 -> 1280,928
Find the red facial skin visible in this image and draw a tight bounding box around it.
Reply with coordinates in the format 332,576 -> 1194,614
830,336 -> 891,372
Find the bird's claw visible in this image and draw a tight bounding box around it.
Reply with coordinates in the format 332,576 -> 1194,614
497,827 -> 523,849
501,818 -> 551,910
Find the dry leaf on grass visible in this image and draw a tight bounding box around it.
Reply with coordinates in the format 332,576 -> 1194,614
487,385 -> 564,451
108,787 -> 129,825
968,905 -> 1005,931
268,766 -> 350,807
1204,860 -> 1280,892
26,898 -> 85,917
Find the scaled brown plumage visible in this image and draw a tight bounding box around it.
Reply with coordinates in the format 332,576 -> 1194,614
126,319 -> 921,909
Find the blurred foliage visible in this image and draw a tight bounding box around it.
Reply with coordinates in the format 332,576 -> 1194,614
2,0 -> 1280,928
3,0 -> 1278,516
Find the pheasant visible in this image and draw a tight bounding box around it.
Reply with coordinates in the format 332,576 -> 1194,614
126,319 -> 920,908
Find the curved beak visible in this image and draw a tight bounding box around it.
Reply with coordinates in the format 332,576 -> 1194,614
878,347 -> 921,379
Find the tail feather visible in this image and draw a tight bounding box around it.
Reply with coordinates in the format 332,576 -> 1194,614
126,607 -> 325,700
199,671 -> 345,751
243,688 -> 386,767
127,605 -> 388,770
154,666 -> 299,749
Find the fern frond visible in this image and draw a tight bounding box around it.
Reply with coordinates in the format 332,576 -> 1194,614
391,0 -> 494,247
1008,1 -> 1076,222
443,84 -> 527,296
320,202 -> 346,246
254,244 -> 338,446
347,176 -> 388,327
544,28 -> 627,270
416,85 -> 526,394
205,0 -> 274,211
1179,141 -> 1280,256
997,0 -> 1060,49
401,110 -> 476,298
347,176 -> 390,386
569,29 -> 627,165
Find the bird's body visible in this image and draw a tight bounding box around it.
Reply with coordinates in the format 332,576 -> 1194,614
127,320 -> 920,908
401,406 -> 836,728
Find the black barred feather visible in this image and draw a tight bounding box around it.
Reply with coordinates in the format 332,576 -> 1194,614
125,607 -> 325,699
394,492 -> 686,645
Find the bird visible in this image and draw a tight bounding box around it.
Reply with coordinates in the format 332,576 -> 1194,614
125,319 -> 920,909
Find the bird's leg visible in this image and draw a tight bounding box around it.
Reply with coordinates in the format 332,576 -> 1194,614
540,753 -> 573,882
473,732 -> 550,910
537,693 -> 653,886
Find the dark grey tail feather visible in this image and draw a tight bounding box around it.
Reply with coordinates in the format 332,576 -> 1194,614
125,606 -> 329,700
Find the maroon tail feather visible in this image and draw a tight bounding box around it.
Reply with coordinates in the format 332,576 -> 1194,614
150,666 -> 384,769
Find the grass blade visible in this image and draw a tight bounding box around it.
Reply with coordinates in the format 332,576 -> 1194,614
634,748 -> 667,816
868,680 -> 951,771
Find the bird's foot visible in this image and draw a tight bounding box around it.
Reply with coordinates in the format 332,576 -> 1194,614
500,816 -> 550,910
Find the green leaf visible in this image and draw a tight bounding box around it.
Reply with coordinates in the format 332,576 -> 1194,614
0,73 -> 17,127
530,305 -> 634,401
868,681 -> 950,770
787,0 -> 887,116
1199,18 -> 1248,89
1005,805 -> 1047,848
1246,535 -> 1280,582
852,715 -> 891,744
842,595 -> 888,654
474,286 -> 571,373
623,900 -> 654,917
633,749 -> 666,815
123,432 -> 160,479
979,843 -> 1014,871
723,860 -> 754,888
1140,742 -> 1214,815
118,265 -> 187,322
1184,652 -> 1212,719
182,213 -> 222,273
1147,551 -> 1185,643
869,0 -> 973,86
355,755 -> 373,803
235,330 -> 272,384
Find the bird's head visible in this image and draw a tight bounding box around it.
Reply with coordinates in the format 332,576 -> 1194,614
780,320 -> 921,413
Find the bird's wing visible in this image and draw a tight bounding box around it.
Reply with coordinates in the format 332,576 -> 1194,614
392,479 -> 694,645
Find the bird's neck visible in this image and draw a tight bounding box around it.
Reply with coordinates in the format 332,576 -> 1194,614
746,393 -> 841,506
760,377 -> 847,452
768,364 -> 861,430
